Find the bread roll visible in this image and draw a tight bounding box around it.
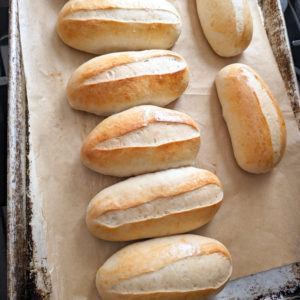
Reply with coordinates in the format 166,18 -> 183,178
67,50 -> 189,116
86,167 -> 223,241
196,0 -> 253,57
57,0 -> 182,54
81,105 -> 200,177
215,64 -> 286,174
96,234 -> 232,300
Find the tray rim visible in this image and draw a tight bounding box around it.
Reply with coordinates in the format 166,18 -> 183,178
7,0 -> 28,299
258,0 -> 300,128
7,0 -> 300,299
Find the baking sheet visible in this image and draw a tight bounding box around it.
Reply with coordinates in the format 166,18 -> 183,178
18,0 -> 300,299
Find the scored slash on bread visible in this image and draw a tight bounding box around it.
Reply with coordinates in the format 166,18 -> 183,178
215,63 -> 286,173
81,105 -> 201,177
67,50 -> 189,116
86,167 -> 223,241
57,0 -> 182,54
96,234 -> 232,300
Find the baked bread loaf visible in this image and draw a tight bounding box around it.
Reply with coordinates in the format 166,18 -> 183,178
57,0 -> 182,54
86,167 -> 223,241
81,105 -> 200,177
67,50 -> 189,116
96,234 -> 232,299
196,0 -> 253,57
215,63 -> 286,174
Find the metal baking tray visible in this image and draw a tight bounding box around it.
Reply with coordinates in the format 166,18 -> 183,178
7,0 -> 300,299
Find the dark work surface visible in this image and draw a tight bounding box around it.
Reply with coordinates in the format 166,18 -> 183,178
0,4 -> 7,208
0,81 -> 7,207
284,0 -> 300,87
0,61 -> 7,300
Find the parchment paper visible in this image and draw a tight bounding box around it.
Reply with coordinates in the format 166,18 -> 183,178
18,0 -> 300,298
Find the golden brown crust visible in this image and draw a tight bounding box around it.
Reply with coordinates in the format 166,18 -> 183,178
87,201 -> 222,241
59,0 -> 121,18
81,106 -> 199,146
251,70 -> 287,166
57,20 -> 179,52
82,137 -> 200,176
73,70 -> 188,115
196,0 -> 253,57
233,0 -> 253,53
222,67 -> 274,171
67,51 -> 189,116
59,0 -> 180,19
80,106 -> 200,176
68,50 -> 177,81
98,236 -> 231,289
204,1 -> 236,39
216,64 -> 286,173
57,0 -> 181,54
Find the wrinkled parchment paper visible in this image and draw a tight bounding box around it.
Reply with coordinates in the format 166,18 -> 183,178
19,0 -> 300,298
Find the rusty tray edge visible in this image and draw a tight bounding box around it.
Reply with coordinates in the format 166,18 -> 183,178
7,0 -> 53,299
7,0 -> 300,299
7,0 -> 27,299
258,0 -> 300,128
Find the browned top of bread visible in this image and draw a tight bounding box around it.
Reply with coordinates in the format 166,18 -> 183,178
57,0 -> 182,54
67,50 -> 186,88
82,105 -> 199,149
216,64 -> 286,173
88,167 -> 221,218
98,234 -> 231,289
196,0 -> 253,57
59,0 -> 180,19
67,50 -> 189,116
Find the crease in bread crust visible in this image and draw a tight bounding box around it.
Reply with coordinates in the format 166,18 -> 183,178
95,184 -> 223,227
88,167 -> 220,218
69,50 -> 180,80
97,236 -> 232,290
65,8 -> 180,24
241,67 -> 282,165
60,0 -> 180,15
67,50 -> 189,115
57,0 -> 182,54
83,106 -> 200,147
92,137 -> 200,153
81,106 -> 200,176
60,0 -> 181,24
86,167 -> 222,239
231,0 -> 244,38
82,137 -> 200,176
215,64 -> 286,173
95,123 -> 199,150
83,55 -> 186,85
109,253 -> 232,294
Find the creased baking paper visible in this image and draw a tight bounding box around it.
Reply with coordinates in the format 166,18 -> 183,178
18,0 -> 300,298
